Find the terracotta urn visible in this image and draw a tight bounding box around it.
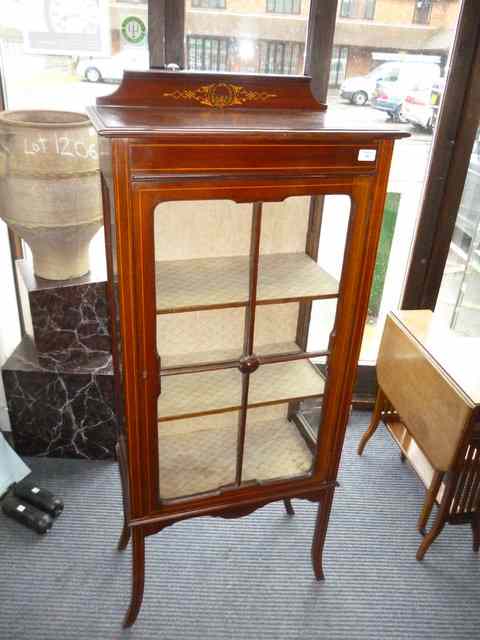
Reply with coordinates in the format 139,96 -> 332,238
0,110 -> 102,280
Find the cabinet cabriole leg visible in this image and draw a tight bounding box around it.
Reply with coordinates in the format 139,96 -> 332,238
118,516 -> 131,551
283,498 -> 295,516
123,528 -> 145,628
311,489 -> 334,581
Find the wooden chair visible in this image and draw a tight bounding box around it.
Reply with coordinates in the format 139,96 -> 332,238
357,310 -> 480,560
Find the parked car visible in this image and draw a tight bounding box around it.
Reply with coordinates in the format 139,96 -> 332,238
401,78 -> 445,133
339,62 -> 398,106
371,62 -> 441,122
76,49 -> 149,83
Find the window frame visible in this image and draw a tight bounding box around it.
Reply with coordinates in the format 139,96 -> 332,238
191,0 -> 226,9
403,1 -> 480,312
257,39 -> 304,75
412,0 -> 433,25
329,45 -> 349,87
340,0 -> 376,20
3,0 -> 477,405
151,0 -> 480,403
186,33 -> 232,71
266,0 -> 302,15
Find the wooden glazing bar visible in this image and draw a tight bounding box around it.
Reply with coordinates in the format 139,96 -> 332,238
237,202 -> 263,486
236,374 -> 250,486
258,350 -> 328,365
160,358 -> 240,377
160,349 -> 329,377
244,202 -> 262,357
157,359 -> 326,422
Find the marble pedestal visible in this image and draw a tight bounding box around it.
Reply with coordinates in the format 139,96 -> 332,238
2,259 -> 117,459
17,258 -> 111,358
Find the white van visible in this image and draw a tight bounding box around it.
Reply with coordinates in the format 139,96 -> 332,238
340,60 -> 440,107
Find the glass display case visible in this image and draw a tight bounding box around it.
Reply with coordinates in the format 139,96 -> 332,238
89,70 -> 407,626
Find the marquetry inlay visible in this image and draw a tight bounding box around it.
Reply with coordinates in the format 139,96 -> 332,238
164,83 -> 277,108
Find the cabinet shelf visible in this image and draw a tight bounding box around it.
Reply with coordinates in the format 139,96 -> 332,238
156,253 -> 338,314
158,415 -> 313,501
157,358 -> 325,421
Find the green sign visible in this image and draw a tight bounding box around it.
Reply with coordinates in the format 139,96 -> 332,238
121,16 -> 146,44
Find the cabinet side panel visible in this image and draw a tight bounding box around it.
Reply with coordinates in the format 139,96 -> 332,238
100,139 -> 125,439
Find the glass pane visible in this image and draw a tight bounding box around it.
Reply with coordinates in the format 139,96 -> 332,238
258,196 -> 340,308
317,195 -> 350,282
436,125 -> 480,335
242,402 -> 314,484
1,1 -> 149,110
158,368 -> 242,421
158,308 -> 245,368
250,194 -> 349,454
328,0 -> 462,364
154,200 -> 251,314
154,199 -> 250,501
0,1 -> 149,269
307,299 -> 338,353
158,411 -> 239,501
254,303 -> 301,355
184,0 -> 311,75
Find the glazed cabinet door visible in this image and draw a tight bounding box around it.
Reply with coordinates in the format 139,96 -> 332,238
133,190 -> 353,507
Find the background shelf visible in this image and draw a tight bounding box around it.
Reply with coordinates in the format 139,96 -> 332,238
386,420 -> 446,502
158,358 -> 325,421
156,253 -> 338,314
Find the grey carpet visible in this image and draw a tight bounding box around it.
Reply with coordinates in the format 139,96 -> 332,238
1,412 -> 480,640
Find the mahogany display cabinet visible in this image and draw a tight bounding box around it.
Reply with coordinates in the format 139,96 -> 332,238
88,70 -> 408,627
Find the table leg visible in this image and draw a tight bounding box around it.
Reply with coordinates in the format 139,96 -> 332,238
416,484 -> 452,561
357,389 -> 386,456
417,471 -> 443,536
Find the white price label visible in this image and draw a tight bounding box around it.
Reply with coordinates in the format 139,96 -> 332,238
31,487 -> 40,494
358,149 -> 377,162
16,505 -> 26,513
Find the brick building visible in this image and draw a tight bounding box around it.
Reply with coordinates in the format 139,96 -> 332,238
332,0 -> 460,85
108,0 -> 460,83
